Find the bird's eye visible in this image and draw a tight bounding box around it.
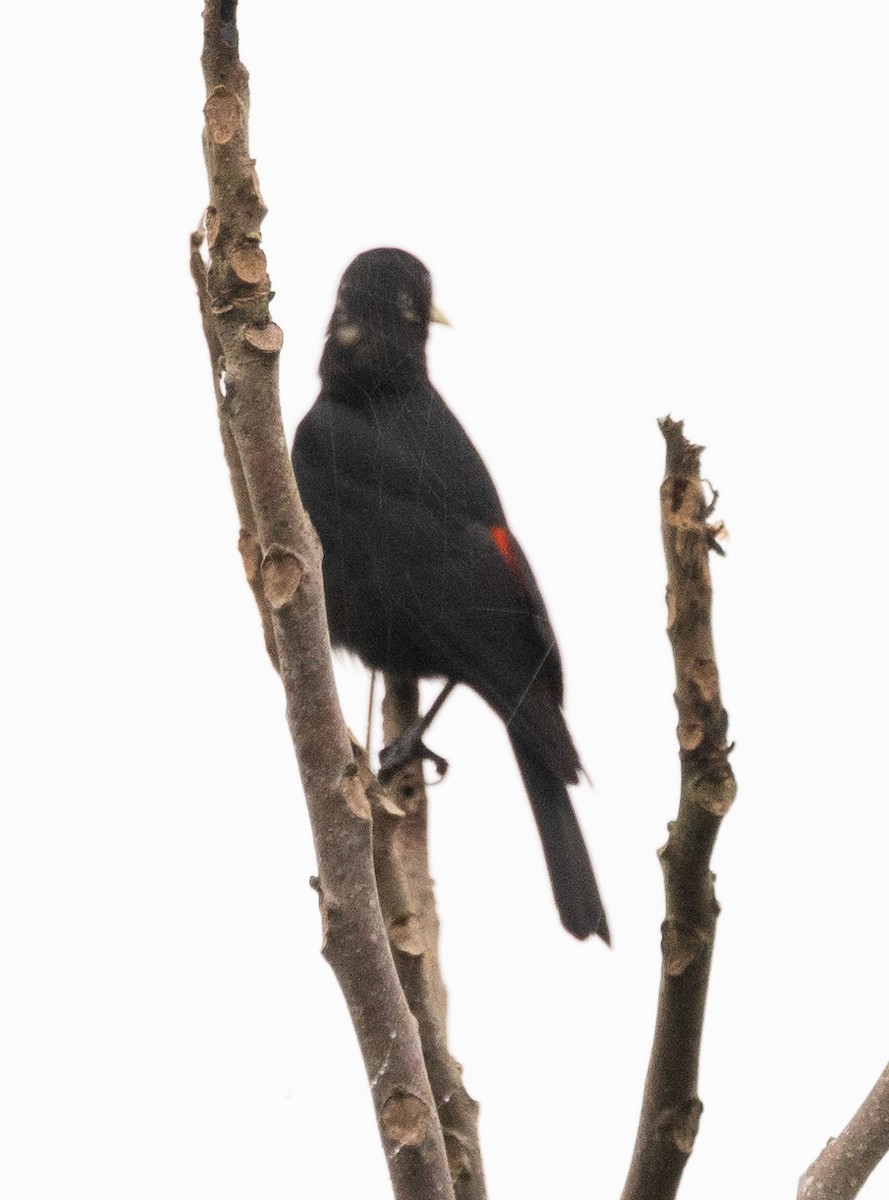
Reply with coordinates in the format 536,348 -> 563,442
397,290 -> 420,322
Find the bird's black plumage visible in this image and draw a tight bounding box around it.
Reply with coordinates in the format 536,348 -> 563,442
291,248 -> 608,942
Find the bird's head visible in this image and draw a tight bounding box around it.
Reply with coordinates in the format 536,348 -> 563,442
320,248 -> 449,401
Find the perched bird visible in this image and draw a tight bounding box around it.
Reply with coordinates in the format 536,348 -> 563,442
291,248 -> 608,942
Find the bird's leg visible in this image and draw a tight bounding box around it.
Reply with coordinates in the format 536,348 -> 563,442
365,670 -> 377,753
378,680 -> 456,784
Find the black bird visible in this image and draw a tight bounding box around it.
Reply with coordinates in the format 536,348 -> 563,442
291,248 -> 608,942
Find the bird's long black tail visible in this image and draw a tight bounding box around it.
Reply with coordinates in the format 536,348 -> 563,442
509,733 -> 610,943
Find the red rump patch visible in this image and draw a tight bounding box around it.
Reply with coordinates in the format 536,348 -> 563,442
490,525 -> 518,573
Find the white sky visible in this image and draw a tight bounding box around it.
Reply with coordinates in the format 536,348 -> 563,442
3,3 -> 889,1197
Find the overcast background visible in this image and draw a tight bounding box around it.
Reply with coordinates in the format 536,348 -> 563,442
3,3 -> 889,1197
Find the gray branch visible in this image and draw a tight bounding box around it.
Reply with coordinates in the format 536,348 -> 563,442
192,6 -> 455,1196
621,417 -> 736,1200
799,1061 -> 889,1200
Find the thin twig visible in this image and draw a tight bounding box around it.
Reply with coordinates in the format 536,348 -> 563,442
193,5 -> 454,1196
798,1060 -> 889,1200
367,670 -> 377,754
621,417 -> 737,1200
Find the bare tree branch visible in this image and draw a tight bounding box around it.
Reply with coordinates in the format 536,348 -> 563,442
193,5 -> 454,1196
621,417 -> 736,1200
190,227 -> 279,667
378,678 -> 487,1200
798,1061 -> 889,1200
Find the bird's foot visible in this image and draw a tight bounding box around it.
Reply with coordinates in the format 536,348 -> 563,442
378,726 -> 449,785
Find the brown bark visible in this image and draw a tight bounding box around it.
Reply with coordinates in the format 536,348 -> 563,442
189,234 -> 279,668
376,678 -> 487,1200
621,417 -> 736,1200
798,1061 -> 889,1200
193,5 -> 454,1196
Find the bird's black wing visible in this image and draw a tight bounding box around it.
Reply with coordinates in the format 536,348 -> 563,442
294,388 -> 575,777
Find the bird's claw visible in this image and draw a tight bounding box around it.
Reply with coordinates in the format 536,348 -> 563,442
378,735 -> 449,785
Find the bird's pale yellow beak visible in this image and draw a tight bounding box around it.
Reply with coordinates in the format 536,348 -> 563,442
429,303 -> 451,327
